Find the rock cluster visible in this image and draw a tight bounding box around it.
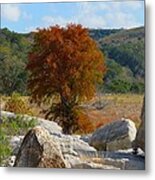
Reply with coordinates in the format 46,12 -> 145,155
2,111 -> 145,170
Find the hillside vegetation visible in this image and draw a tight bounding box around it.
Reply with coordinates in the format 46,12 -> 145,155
98,27 -> 144,93
0,27 -> 144,95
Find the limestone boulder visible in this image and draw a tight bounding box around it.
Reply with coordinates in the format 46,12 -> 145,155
18,114 -> 62,135
1,111 -> 62,135
89,119 -> 137,151
51,133 -> 97,157
14,126 -> 66,168
36,117 -> 62,135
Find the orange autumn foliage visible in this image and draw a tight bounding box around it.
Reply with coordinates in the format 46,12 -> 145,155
27,24 -> 106,134
77,112 -> 95,134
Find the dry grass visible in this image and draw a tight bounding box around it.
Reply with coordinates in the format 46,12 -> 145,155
1,94 -> 144,133
82,94 -> 143,131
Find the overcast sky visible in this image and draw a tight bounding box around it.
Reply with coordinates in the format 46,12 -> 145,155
1,0 -> 144,33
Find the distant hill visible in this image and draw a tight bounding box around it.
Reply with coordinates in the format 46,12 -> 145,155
0,26 -> 144,95
98,27 -> 144,45
95,27 -> 145,93
89,29 -> 121,41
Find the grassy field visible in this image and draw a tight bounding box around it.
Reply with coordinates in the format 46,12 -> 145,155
1,94 -> 144,133
83,94 -> 143,130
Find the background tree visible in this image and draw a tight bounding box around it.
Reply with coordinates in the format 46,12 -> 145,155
27,24 -> 106,134
0,28 -> 31,95
0,47 -> 27,95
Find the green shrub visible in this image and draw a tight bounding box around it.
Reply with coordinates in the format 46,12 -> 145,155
0,125 -> 11,166
130,82 -> 144,94
106,79 -> 132,93
3,115 -> 37,136
5,93 -> 33,115
0,115 -> 37,166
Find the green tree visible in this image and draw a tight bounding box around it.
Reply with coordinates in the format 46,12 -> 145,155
0,28 -> 31,95
0,50 -> 27,95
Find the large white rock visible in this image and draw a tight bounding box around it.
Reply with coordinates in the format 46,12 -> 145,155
36,117 -> 62,135
51,133 -> 97,156
1,111 -> 62,135
14,126 -> 67,168
89,119 -> 137,151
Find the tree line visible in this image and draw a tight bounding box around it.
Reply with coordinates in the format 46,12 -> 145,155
0,26 -> 144,96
